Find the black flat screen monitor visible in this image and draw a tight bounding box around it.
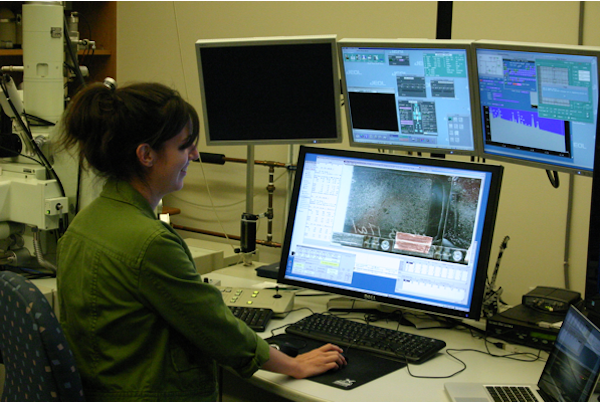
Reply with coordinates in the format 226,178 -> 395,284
277,146 -> 503,321
195,35 -> 342,146
338,39 -> 479,156
474,40 -> 600,176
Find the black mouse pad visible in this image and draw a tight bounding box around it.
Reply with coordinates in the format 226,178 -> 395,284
265,334 -> 406,390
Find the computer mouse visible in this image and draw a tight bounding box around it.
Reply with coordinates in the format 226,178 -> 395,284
323,352 -> 349,374
268,341 -> 300,357
337,352 -> 349,369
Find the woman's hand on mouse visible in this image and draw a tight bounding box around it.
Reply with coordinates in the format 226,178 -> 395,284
294,343 -> 347,378
262,343 -> 347,379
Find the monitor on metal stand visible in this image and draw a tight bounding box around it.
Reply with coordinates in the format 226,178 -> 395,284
338,38 -> 480,157
195,35 -> 343,259
277,146 -> 503,324
473,40 -> 600,177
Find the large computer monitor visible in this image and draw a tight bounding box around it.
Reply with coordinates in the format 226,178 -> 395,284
473,40 -> 600,177
338,38 -> 479,156
277,146 -> 503,321
195,35 -> 342,146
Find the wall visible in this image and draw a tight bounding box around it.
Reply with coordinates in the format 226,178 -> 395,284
115,1 -> 600,307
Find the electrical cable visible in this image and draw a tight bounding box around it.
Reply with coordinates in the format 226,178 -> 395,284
365,313 -> 543,378
264,308 -> 545,381
194,156 -> 240,258
168,1 -> 243,259
0,75 -> 66,198
171,2 -> 190,99
546,170 -> 560,188
169,168 -> 288,210
23,113 -> 55,127
0,145 -> 43,165
12,266 -> 56,280
64,13 -> 91,215
63,15 -> 86,90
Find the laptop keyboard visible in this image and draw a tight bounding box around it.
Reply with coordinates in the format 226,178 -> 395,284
486,386 -> 538,402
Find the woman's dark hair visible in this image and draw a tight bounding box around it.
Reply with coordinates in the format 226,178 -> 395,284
59,81 -> 200,181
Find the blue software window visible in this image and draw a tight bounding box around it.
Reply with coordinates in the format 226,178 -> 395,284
339,41 -> 477,156
476,45 -> 599,175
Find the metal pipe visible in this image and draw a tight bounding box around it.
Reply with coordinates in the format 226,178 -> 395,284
198,152 -> 288,168
171,224 -> 282,248
0,66 -> 24,73
562,1 -> 586,289
32,226 -> 57,272
266,166 -> 275,242
578,1 -> 585,46
564,174 -> 574,289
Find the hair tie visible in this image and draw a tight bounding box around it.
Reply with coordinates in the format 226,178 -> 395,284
103,77 -> 117,91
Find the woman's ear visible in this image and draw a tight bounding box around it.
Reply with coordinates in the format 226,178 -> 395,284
136,143 -> 156,168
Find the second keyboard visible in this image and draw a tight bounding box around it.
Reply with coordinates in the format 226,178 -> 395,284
229,306 -> 273,332
286,313 -> 446,363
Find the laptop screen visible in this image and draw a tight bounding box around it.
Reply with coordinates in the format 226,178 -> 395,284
538,306 -> 600,402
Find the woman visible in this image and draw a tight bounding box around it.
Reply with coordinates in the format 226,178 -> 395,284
56,81 -> 346,402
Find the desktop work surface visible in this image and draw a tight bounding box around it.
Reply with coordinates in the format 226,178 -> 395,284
204,265 -> 549,402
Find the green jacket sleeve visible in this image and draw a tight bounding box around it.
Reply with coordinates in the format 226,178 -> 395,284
137,225 -> 271,378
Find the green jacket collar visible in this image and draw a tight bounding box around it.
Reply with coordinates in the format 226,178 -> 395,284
101,179 -> 157,220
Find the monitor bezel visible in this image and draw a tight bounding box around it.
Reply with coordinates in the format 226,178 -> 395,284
337,38 -> 482,157
195,35 -> 343,146
277,145 -> 504,321
472,40 -> 600,177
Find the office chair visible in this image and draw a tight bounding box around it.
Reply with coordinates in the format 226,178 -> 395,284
0,271 -> 85,401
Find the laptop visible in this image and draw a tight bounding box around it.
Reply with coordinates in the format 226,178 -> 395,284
445,305 -> 600,402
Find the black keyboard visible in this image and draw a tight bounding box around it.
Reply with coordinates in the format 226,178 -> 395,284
286,313 -> 446,363
229,306 -> 273,332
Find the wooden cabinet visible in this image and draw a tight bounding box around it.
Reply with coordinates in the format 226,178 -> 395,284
0,1 -> 116,84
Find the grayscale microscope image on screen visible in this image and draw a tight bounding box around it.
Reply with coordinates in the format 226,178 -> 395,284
278,147 -> 503,320
331,166 -> 480,265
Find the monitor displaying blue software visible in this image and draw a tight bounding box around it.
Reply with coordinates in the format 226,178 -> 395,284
338,39 -> 479,156
474,40 -> 600,176
277,146 -> 503,320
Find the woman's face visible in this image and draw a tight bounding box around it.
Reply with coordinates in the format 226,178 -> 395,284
150,125 -> 199,197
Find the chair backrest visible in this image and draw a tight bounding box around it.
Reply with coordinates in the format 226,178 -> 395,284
0,271 -> 85,402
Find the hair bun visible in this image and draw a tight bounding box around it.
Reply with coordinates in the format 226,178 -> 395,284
103,77 -> 117,91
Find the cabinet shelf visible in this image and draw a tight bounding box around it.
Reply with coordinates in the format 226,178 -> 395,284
0,1 -> 116,82
0,49 -> 22,56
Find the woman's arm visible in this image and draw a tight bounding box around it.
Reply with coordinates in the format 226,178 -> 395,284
261,343 -> 347,379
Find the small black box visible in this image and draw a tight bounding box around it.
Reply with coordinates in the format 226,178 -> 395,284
255,262 -> 280,279
486,304 -> 560,351
522,286 -> 581,313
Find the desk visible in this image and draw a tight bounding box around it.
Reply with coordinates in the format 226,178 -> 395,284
204,265 -> 548,402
